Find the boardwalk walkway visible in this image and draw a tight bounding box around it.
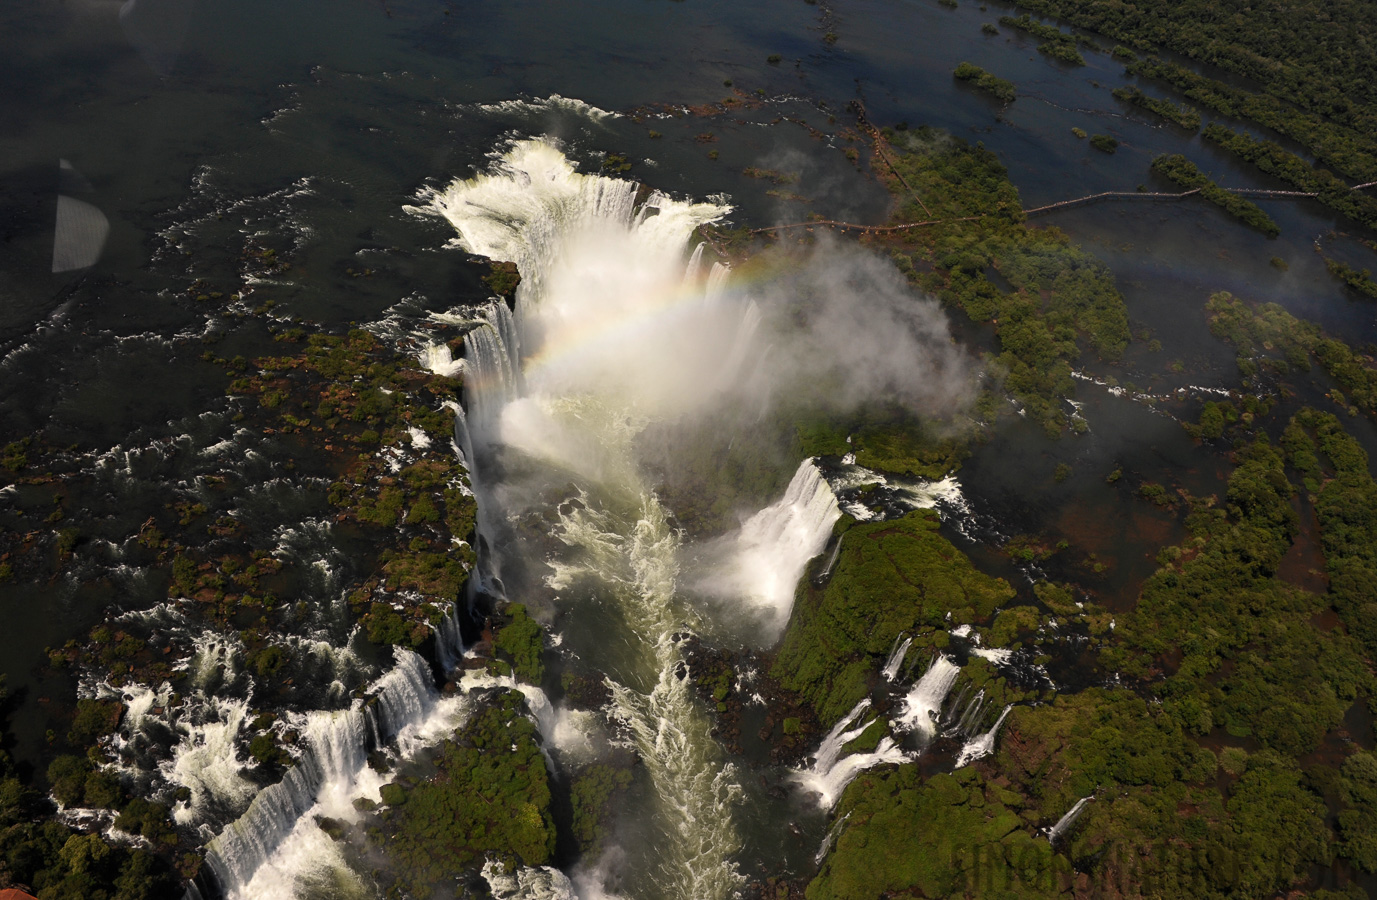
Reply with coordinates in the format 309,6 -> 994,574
744,179 -> 1377,236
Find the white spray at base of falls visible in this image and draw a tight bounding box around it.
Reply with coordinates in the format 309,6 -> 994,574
697,458 -> 840,638
893,654 -> 961,738
412,138 -> 746,900
550,497 -> 745,899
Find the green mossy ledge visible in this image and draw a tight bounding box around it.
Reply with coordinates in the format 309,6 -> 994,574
371,690 -> 555,894
772,510 -> 1015,725
494,603 -> 546,684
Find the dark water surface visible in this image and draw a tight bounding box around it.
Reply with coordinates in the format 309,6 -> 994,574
3,0 -> 1375,895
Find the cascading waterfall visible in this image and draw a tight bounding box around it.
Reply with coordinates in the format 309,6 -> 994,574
954,704 -> 1012,768
955,689 -> 987,737
200,650 -> 462,899
462,303 -> 522,437
700,458 -> 841,637
893,654 -> 961,738
1047,796 -> 1093,845
420,342 -> 464,378
882,635 -> 912,681
814,812 -> 851,865
411,138 -> 751,899
794,699 -> 908,810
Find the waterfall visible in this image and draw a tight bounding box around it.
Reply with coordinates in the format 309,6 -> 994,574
954,704 -> 1012,768
462,306 -> 520,439
434,603 -> 466,674
793,699 -> 909,810
814,812 -> 850,865
955,689 -> 987,737
812,700 -> 873,776
420,342 -> 464,378
812,536 -> 843,585
201,650 -> 451,898
892,655 -> 960,738
882,635 -> 912,681
683,241 -> 706,285
448,401 -> 475,473
700,458 -> 840,637
717,299 -> 763,388
1047,796 -> 1093,845
411,138 -> 746,900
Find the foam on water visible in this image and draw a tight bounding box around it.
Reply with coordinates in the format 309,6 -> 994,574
163,697 -> 259,827
482,860 -> 580,900
419,341 -> 464,377
476,94 -> 621,122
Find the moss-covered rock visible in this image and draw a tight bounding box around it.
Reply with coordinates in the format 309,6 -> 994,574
773,510 -> 1014,724
494,604 -> 545,684
810,764 -> 1066,900
374,690 -> 555,894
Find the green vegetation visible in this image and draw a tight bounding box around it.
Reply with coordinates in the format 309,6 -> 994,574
374,691 -> 555,893
1007,0 -> 1377,184
0,679 -> 179,899
1111,85 -> 1200,129
1150,154 -> 1281,237
797,411 -> 968,479
951,62 -> 1016,103
800,270 -> 1377,896
1285,409 -> 1377,661
813,428 -> 1374,898
1088,133 -> 1117,153
773,510 -> 1015,723
1205,292 -> 1377,416
875,129 -> 1130,435
1110,438 -> 1371,755
1325,257 -> 1377,300
998,14 -> 1088,65
811,765 -> 1064,899
482,260 -> 520,297
569,764 -> 634,857
493,604 -> 545,684
1201,124 -> 1377,231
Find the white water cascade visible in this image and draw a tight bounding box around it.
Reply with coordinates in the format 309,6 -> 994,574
462,301 -> 523,438
954,704 -> 1012,768
893,654 -> 961,738
419,341 -> 464,378
411,138 -> 752,900
201,650 -> 466,899
793,699 -> 908,810
882,634 -> 913,681
1047,796 -> 1093,845
699,458 -> 841,637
